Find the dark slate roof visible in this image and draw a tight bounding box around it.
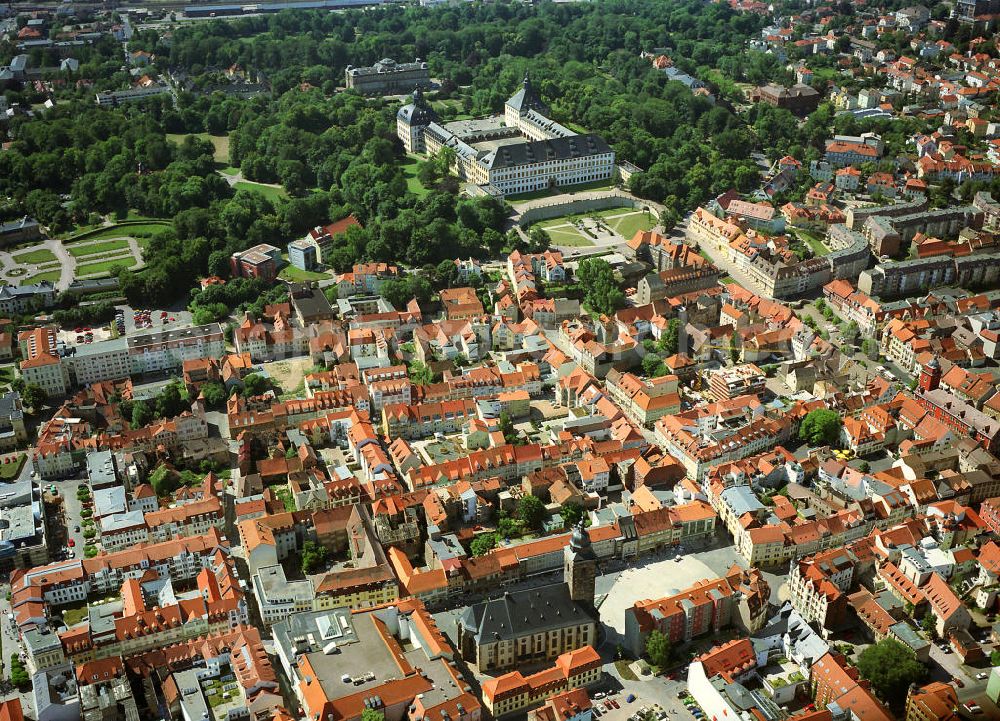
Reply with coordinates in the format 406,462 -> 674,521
481,134 -> 612,170
397,88 -> 438,126
506,75 -> 549,116
460,583 -> 592,642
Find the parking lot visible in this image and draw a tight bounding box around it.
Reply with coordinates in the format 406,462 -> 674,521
593,665 -> 699,721
53,304 -> 195,348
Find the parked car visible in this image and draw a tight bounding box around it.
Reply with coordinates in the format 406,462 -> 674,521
976,672 -> 989,680
964,703 -> 982,715
952,677 -> 963,687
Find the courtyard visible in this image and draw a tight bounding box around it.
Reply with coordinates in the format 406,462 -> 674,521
536,207 -> 657,248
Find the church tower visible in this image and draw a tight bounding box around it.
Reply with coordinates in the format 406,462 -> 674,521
564,521 -> 596,607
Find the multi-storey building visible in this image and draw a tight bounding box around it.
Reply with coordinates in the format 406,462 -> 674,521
402,77 -> 615,196
708,364 -> 766,401
18,327 -> 68,397
345,58 -> 430,95
623,566 -> 769,655
457,527 -> 597,673
482,647 -> 602,718
273,600 -> 480,721
382,399 -> 478,440
788,549 -> 856,630
604,370 -> 680,427
230,244 -> 281,281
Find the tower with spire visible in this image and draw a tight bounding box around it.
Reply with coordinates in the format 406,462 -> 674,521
563,520 -> 596,608
396,86 -> 439,154
505,73 -> 551,128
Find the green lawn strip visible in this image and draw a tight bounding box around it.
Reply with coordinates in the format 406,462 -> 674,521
11,248 -> 58,264
546,229 -> 594,247
75,257 -> 137,277
797,231 -> 830,257
234,181 -> 288,203
68,239 -> 130,258
220,166 -> 241,176
507,188 -> 556,202
66,222 -> 170,244
279,265 -> 332,282
125,211 -> 165,221
25,270 -> 62,284
611,212 -> 656,239
401,157 -> 430,198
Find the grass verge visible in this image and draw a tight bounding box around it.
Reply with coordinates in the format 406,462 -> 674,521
11,248 -> 57,265
234,180 -> 288,203
75,257 -> 136,277
68,239 -> 130,258
24,270 -> 62,284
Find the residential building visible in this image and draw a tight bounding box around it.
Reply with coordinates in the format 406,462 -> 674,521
623,566 -> 770,655
482,647 -> 602,718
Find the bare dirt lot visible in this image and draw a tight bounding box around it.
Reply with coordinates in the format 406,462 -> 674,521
264,357 -> 314,396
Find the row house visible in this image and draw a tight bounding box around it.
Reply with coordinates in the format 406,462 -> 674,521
623,566 -> 770,655
788,548 -> 856,631
604,370 -> 680,427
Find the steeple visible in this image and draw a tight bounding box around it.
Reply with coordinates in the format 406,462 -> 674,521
505,72 -> 549,117
564,521 -> 596,607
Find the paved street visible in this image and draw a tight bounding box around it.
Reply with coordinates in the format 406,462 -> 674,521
0,582 -> 35,715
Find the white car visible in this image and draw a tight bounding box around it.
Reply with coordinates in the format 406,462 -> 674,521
976,672 -> 989,680
963,703 -> 983,715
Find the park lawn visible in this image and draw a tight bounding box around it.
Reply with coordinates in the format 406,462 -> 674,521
279,265 -> 332,282
795,230 -> 830,257
609,211 -> 656,239
401,156 -> 431,198
220,166 -> 241,176
68,239 -> 130,258
125,211 -> 157,221
0,453 -> 24,481
564,178 -> 618,193
75,256 -> 137,277
507,187 -> 556,202
166,132 -> 230,164
60,604 -> 89,626
234,180 -> 288,203
11,248 -> 57,265
69,222 -> 170,243
25,269 -> 62,284
0,365 -> 16,387
544,227 -> 594,247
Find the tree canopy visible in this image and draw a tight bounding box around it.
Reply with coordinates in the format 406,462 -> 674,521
855,639 -> 926,702
799,409 -> 843,447
517,494 -> 547,530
